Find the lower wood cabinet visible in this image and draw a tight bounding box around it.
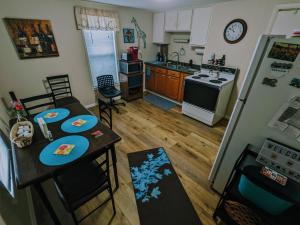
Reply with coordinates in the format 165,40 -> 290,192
145,66 -> 156,91
145,65 -> 188,102
155,72 -> 167,95
165,75 -> 180,100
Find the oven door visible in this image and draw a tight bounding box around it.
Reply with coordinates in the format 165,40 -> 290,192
183,79 -> 220,112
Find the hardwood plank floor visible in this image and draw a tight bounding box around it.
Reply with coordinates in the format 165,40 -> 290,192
32,98 -> 227,225
79,98 -> 228,225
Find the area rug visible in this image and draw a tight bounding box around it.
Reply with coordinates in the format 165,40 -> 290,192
144,94 -> 177,111
128,147 -> 202,225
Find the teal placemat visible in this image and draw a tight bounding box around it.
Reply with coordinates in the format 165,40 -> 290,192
34,108 -> 70,124
61,115 -> 98,133
39,135 -> 89,166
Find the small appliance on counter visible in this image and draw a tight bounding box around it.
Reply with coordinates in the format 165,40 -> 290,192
182,64 -> 238,126
121,46 -> 139,61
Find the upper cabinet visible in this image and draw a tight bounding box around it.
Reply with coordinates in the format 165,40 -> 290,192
165,9 -> 193,32
190,7 -> 212,46
165,10 -> 178,32
153,12 -> 170,44
177,10 -> 193,32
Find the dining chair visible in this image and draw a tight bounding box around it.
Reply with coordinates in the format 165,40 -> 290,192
20,93 -> 55,115
46,74 -> 80,107
53,149 -> 116,225
98,98 -> 113,129
96,75 -> 125,113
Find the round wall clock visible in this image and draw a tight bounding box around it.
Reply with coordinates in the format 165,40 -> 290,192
224,19 -> 247,44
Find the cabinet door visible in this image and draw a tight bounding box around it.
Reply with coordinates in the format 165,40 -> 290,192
155,73 -> 167,95
178,73 -> 189,102
153,12 -> 170,44
177,9 -> 193,32
165,10 -> 178,32
166,75 -> 180,100
190,7 -> 212,46
145,66 -> 155,91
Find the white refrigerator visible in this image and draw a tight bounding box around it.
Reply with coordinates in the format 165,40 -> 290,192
209,35 -> 300,193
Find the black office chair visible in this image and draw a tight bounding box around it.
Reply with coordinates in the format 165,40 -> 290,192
96,75 -> 125,113
20,93 -> 55,115
46,74 -> 80,107
53,149 -> 116,225
98,98 -> 113,129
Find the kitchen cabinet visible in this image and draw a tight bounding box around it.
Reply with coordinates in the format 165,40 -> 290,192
178,73 -> 189,102
155,72 -> 167,95
145,64 -> 188,102
153,12 -> 170,44
145,66 -> 156,91
177,9 -> 193,32
190,7 -> 212,46
165,10 -> 178,32
165,9 -> 193,32
165,76 -> 180,100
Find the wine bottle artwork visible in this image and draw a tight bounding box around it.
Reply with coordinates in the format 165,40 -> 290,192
4,18 -> 59,59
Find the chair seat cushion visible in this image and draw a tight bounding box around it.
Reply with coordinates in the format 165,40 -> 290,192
99,87 -> 121,98
54,161 -> 108,210
55,96 -> 80,107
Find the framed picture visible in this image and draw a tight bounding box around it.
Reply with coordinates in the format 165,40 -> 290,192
3,18 -> 59,59
123,28 -> 135,43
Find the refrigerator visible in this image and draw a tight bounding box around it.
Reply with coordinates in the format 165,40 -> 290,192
209,35 -> 300,193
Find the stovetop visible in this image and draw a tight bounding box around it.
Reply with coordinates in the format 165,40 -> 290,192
185,69 -> 236,87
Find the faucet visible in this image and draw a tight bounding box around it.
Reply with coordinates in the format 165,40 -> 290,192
171,51 -> 180,68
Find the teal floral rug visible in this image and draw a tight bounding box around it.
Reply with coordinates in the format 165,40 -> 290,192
128,147 -> 202,225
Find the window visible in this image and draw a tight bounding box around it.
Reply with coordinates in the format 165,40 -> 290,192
82,30 -> 119,88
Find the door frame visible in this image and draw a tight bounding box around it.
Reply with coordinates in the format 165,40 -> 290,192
266,3 -> 300,34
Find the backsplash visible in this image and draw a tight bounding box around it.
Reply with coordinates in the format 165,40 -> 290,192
168,33 -> 203,65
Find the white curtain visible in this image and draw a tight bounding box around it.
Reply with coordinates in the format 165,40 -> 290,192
74,6 -> 120,31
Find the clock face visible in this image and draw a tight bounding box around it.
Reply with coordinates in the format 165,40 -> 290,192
224,19 -> 247,44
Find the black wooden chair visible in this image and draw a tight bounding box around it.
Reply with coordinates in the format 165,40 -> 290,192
46,74 -> 80,107
97,75 -> 125,113
98,98 -> 113,129
53,149 -> 116,225
20,93 -> 55,115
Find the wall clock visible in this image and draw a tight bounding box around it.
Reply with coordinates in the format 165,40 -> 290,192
224,19 -> 247,44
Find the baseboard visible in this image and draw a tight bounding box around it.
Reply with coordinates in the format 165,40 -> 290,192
84,103 -> 97,109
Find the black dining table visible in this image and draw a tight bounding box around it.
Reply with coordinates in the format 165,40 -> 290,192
10,102 -> 121,225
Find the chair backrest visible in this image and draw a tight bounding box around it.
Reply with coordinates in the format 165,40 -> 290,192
96,75 -> 114,89
20,93 -> 55,115
98,99 -> 112,129
46,74 -> 73,100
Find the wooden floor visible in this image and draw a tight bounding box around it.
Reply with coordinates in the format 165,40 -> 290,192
32,98 -> 227,225
76,98 -> 228,225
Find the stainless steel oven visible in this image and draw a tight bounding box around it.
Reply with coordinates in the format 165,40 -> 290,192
119,60 -> 143,75
183,79 -> 220,112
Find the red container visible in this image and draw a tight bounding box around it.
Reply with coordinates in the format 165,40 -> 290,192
128,47 -> 138,60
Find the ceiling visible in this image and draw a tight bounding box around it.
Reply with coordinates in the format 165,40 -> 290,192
90,0 -> 234,12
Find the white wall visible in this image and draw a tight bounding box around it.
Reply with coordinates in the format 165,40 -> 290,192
202,0 -> 300,116
0,0 -> 156,106
168,33 -> 203,65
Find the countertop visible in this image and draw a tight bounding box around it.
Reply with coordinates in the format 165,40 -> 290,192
145,61 -> 201,75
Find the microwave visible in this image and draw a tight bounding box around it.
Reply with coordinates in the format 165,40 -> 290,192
119,60 -> 143,74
